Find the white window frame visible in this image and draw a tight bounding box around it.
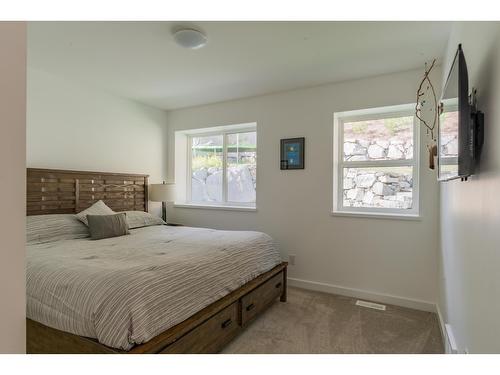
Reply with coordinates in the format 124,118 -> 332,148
333,104 -> 420,219
186,124 -> 257,209
437,101 -> 459,180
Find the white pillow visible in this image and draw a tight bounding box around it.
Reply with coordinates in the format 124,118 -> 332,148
75,200 -> 115,226
121,210 -> 165,229
27,214 -> 90,244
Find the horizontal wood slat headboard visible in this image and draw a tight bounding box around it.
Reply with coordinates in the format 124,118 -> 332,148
27,168 -> 149,216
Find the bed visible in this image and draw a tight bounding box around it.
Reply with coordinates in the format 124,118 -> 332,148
26,168 -> 287,354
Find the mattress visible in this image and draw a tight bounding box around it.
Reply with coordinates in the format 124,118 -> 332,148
26,225 -> 282,350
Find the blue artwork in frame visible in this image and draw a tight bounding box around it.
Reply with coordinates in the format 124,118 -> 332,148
280,137 -> 305,170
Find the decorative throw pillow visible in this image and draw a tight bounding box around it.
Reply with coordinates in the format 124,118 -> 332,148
75,200 -> 115,226
27,214 -> 90,244
120,210 -> 166,229
87,213 -> 130,240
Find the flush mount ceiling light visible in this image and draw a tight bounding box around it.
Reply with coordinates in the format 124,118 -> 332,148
172,28 -> 207,49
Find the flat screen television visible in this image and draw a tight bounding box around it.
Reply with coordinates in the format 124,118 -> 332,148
438,44 -> 484,181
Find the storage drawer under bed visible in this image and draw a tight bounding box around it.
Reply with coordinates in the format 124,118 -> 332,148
159,270 -> 285,353
241,271 -> 284,326
160,301 -> 240,353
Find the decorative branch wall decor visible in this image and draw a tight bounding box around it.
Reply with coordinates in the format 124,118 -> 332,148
415,58 -> 439,169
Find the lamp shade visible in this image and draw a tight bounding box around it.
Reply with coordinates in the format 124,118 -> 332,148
149,183 -> 175,203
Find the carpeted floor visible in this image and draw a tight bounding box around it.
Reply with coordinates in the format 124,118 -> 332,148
222,286 -> 443,354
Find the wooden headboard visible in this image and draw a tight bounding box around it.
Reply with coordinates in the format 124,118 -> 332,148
27,168 -> 149,216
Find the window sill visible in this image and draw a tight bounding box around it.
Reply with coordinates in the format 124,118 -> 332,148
174,203 -> 257,212
331,210 -> 421,221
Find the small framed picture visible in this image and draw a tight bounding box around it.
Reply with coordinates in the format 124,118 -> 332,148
280,137 -> 305,170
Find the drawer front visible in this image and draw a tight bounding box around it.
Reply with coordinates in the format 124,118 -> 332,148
241,271 -> 284,326
160,301 -> 240,354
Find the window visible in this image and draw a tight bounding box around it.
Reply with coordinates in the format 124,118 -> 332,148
186,124 -> 257,208
333,105 -> 419,217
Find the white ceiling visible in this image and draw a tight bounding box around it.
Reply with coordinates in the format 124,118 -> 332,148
28,22 -> 453,110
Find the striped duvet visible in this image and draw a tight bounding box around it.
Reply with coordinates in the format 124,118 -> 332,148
26,225 -> 282,350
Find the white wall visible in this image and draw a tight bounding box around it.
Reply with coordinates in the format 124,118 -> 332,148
0,22 -> 26,353
27,68 -> 169,215
167,68 -> 441,310
438,22 -> 500,353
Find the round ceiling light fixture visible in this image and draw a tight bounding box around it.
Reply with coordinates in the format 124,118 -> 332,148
172,28 -> 207,49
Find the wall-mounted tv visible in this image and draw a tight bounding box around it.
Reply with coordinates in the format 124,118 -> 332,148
438,44 -> 484,182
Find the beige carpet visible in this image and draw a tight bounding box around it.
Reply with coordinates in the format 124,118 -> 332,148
222,287 -> 443,354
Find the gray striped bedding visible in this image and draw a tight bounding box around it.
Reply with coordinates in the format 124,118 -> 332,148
119,210 -> 165,229
27,214 -> 90,244
26,225 -> 282,350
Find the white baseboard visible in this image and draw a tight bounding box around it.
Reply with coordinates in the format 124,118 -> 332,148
435,304 -> 450,353
287,277 -> 436,312
435,305 -> 458,354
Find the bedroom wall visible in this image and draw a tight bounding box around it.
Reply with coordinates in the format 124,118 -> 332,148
27,67 -> 169,215
166,67 -> 442,310
0,22 -> 27,353
438,22 -> 500,353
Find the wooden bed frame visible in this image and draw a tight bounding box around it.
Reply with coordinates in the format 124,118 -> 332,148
26,168 -> 287,354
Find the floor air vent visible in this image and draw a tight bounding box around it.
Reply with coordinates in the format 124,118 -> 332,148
355,300 -> 386,311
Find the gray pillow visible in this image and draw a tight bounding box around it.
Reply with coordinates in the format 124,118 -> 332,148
120,210 -> 166,229
87,213 -> 130,240
27,214 -> 90,244
75,200 -> 115,226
